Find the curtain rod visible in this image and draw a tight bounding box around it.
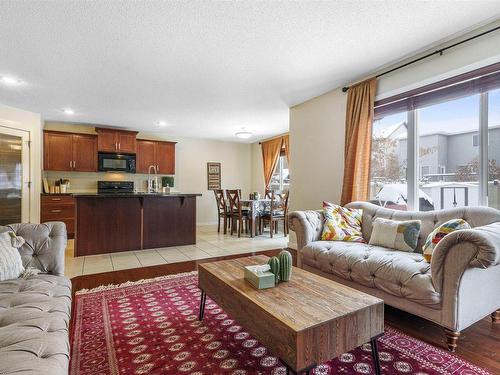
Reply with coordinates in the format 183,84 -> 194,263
342,25 -> 500,93
258,133 -> 288,145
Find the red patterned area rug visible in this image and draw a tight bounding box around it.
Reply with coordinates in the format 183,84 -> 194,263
70,272 -> 491,375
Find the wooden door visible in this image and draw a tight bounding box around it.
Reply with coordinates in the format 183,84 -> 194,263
156,141 -> 175,174
43,131 -> 73,171
73,134 -> 97,172
136,140 -> 156,173
117,132 -> 137,154
96,129 -> 118,152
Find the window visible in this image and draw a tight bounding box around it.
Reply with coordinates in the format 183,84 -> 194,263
372,62 -> 500,211
418,94 -> 480,209
269,154 -> 289,191
421,166 -> 430,179
472,134 -> 479,147
370,112 -> 408,210
488,88 -> 500,209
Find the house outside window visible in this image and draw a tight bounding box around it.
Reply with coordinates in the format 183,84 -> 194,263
370,64 -> 500,211
269,154 -> 289,191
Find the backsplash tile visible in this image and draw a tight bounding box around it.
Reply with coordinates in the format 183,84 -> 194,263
43,171 -> 173,193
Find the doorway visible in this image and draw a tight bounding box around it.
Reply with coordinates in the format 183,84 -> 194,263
0,125 -> 30,225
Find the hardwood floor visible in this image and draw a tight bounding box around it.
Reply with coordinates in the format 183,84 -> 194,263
71,249 -> 500,373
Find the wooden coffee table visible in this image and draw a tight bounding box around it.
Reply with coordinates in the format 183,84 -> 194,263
198,255 -> 384,375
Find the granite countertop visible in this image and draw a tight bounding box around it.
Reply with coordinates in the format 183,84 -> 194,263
70,192 -> 202,198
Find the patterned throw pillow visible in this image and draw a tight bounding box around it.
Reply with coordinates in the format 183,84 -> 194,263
0,231 -> 25,281
422,219 -> 471,262
369,217 -> 421,252
321,202 -> 365,242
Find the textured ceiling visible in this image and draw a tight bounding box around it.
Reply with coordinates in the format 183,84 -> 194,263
0,1 -> 499,142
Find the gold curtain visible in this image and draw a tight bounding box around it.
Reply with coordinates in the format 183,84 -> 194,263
341,78 -> 377,206
261,137 -> 284,188
282,134 -> 290,163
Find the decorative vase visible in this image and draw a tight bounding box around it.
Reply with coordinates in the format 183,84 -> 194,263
278,250 -> 292,281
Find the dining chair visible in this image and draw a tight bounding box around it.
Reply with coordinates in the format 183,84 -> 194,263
226,189 -> 251,238
213,189 -> 229,234
259,190 -> 289,238
265,189 -> 273,199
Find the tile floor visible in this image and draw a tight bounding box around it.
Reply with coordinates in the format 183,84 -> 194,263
65,224 -> 289,278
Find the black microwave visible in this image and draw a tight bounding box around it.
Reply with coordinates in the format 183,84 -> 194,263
98,152 -> 136,173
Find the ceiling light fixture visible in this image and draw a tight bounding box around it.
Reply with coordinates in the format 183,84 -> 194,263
235,129 -> 252,139
0,76 -> 22,86
63,108 -> 75,115
156,120 -> 167,127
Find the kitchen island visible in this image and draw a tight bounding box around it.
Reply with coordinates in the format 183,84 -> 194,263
73,193 -> 201,256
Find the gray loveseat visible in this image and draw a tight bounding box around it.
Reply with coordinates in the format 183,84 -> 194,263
0,222 -> 71,374
289,202 -> 500,351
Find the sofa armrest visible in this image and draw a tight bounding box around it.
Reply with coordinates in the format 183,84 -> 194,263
431,221 -> 500,293
288,210 -> 324,251
1,222 -> 67,276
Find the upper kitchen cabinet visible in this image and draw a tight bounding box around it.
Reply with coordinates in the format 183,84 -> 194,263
136,140 -> 156,173
136,139 -> 176,174
96,127 -> 138,154
72,134 -> 98,172
156,141 -> 176,174
44,131 -> 97,172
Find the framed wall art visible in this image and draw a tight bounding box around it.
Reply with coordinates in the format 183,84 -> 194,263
207,162 -> 221,190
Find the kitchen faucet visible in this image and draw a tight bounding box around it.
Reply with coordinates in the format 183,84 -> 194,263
147,165 -> 158,193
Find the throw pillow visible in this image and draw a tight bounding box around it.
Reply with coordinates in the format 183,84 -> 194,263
422,219 -> 471,262
321,201 -> 365,242
369,217 -> 421,252
0,231 -> 25,281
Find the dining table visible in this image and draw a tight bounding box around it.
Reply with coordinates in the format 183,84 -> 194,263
240,198 -> 272,237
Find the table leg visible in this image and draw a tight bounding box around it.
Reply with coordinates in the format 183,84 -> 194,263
198,290 -> 206,321
371,337 -> 382,375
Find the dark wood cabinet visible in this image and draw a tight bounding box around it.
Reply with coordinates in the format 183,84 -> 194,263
72,134 -> 97,172
75,196 -> 142,255
143,196 -> 196,248
75,195 -> 197,256
44,131 -> 97,172
156,141 -> 176,174
136,140 -> 156,173
41,194 -> 75,238
136,139 -> 176,174
96,127 -> 138,154
43,132 -> 73,171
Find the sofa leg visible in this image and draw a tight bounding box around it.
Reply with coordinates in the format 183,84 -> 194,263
492,309 -> 500,322
444,329 -> 460,352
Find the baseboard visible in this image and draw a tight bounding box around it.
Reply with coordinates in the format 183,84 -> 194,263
197,221 -> 218,226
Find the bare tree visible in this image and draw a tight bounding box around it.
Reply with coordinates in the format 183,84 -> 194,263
371,137 -> 403,182
455,158 -> 500,182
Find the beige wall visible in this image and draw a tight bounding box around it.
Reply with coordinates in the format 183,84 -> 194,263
289,88 -> 347,212
43,122 -> 253,225
0,104 -> 42,223
250,142 -> 265,195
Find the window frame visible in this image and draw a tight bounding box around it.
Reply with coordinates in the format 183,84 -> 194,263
373,80 -> 495,210
269,152 -> 289,191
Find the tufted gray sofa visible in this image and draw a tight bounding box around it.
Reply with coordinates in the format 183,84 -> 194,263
289,202 -> 500,351
0,222 -> 71,375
